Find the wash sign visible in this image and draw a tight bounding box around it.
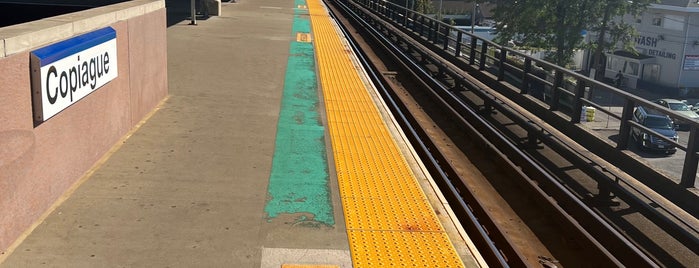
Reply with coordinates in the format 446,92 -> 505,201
30,27 -> 118,122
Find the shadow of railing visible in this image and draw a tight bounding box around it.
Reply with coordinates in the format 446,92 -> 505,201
358,0 -> 699,191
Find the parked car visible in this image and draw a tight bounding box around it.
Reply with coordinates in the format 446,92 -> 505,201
631,106 -> 678,154
691,102 -> 699,113
652,99 -> 699,130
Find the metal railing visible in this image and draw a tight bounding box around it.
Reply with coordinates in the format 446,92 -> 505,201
355,0 -> 699,189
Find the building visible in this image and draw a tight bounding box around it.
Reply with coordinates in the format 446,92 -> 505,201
604,0 -> 699,95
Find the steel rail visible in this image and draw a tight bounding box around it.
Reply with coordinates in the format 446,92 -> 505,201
353,0 -> 699,259
330,0 -> 669,266
322,1 -> 512,267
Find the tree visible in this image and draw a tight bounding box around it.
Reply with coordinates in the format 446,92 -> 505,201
414,0 -> 434,15
490,0 -> 657,68
588,0 -> 656,77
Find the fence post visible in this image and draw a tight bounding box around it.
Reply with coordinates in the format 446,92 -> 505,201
617,99 -> 636,149
443,28 -> 450,50
469,37 -> 477,65
522,58 -> 531,94
433,23 -> 440,43
681,127 -> 699,187
550,71 -> 563,111
571,80 -> 586,124
498,49 -> 507,81
428,20 -> 434,42
479,42 -> 488,70
455,32 -> 462,57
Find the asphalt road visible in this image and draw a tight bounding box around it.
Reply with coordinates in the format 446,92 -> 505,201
596,128 -> 698,188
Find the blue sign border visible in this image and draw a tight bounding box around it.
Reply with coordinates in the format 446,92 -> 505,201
31,27 -> 116,66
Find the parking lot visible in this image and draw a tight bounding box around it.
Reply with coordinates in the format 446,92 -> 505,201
593,124 -> 698,188
576,83 -> 699,189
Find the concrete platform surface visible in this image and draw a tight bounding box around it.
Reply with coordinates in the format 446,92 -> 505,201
0,0 -> 351,267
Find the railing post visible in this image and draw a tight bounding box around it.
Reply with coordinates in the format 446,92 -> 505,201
403,5 -> 408,25
443,27 -> 450,50
388,4 -> 394,20
681,127 -> 699,187
479,42 -> 488,70
433,23 -> 440,43
409,13 -> 416,31
498,49 -> 507,81
617,99 -> 636,149
550,71 -> 563,111
420,17 -> 426,36
455,32 -> 462,57
522,58 -> 531,94
469,37 -> 477,65
427,20 -> 434,42
571,80 -> 586,124
415,16 -> 421,35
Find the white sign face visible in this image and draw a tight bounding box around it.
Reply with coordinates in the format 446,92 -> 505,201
30,27 -> 118,123
684,55 -> 699,71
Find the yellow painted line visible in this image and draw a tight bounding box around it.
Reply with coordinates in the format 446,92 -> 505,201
306,0 -> 464,267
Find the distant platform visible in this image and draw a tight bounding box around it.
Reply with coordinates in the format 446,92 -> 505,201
0,0 -> 128,27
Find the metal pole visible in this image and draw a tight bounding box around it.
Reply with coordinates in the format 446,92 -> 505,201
471,3 -> 475,33
438,0 -> 443,21
190,0 -> 197,25
404,0 -> 409,25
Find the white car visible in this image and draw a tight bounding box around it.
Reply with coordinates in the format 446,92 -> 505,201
653,99 -> 699,129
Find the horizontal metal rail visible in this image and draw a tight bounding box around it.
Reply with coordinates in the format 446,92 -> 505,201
362,0 -> 699,188
339,0 -> 699,265
325,1 -> 513,267
333,0 -> 664,266
353,0 -> 699,245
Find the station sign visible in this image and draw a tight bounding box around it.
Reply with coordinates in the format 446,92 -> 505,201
30,27 -> 118,123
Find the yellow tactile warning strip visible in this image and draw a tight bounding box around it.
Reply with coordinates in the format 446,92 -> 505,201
307,0 -> 465,267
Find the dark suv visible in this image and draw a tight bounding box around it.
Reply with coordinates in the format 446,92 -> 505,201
631,106 -> 678,154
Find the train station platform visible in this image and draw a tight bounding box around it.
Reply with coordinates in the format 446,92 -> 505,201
0,0 -> 482,267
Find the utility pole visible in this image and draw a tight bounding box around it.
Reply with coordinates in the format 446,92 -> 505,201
471,2 -> 478,33
591,6 -> 613,78
404,0 -> 410,24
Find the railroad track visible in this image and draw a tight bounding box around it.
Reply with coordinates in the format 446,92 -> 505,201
324,0 -> 699,267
